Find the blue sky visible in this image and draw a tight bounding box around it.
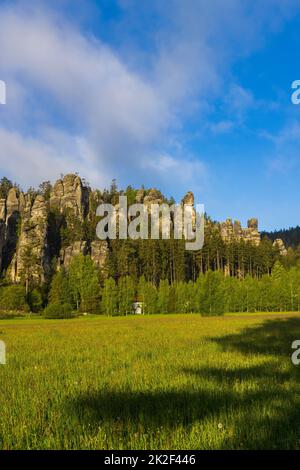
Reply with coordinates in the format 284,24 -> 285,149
0,0 -> 300,231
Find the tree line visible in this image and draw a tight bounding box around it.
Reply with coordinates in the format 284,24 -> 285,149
1,176 -> 300,317
1,256 -> 300,318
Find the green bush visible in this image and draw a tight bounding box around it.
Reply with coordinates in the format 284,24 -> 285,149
44,303 -> 73,319
27,288 -> 43,313
0,285 -> 29,312
0,310 -> 22,319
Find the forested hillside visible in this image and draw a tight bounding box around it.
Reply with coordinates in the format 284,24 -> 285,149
262,226 -> 300,248
0,174 -> 299,317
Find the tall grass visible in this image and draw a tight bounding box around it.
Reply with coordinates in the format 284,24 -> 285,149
0,313 -> 300,449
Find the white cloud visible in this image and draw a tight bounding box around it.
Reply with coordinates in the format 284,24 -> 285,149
142,153 -> 207,189
0,127 -> 107,189
0,1 -> 299,195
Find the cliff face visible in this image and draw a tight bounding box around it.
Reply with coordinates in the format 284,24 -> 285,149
8,194 -> 49,285
0,199 -> 6,271
51,175 -> 108,273
0,174 -> 109,286
0,188 -> 22,274
50,174 -> 89,219
0,177 -> 278,286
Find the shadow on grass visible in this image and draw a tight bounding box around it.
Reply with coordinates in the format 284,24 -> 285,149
67,316 -> 300,449
213,316 -> 300,357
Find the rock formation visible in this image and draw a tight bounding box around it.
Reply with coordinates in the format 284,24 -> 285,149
58,241 -> 89,270
58,239 -> 108,274
0,174 -> 109,286
220,217 -> 260,246
7,194 -> 49,286
273,238 -> 287,256
182,191 -> 194,207
142,188 -> 164,207
50,174 -> 90,219
90,240 -> 109,272
0,188 -> 22,274
0,176 -> 267,287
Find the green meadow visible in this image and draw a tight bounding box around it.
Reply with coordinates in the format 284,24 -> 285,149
0,313 -> 300,450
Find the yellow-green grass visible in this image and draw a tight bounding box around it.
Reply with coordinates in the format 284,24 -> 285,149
0,312 -> 300,450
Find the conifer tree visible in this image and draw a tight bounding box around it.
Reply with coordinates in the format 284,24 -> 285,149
118,276 -> 135,315
198,270 -> 225,316
101,277 -> 118,316
69,254 -> 100,312
157,279 -> 170,314
49,269 -> 72,306
138,278 -> 158,314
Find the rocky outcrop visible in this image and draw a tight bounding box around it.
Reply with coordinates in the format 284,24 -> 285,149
0,201 -> 6,272
220,218 -> 260,246
0,175 -> 273,288
135,189 -> 145,204
182,191 -> 194,207
0,189 -> 22,273
90,240 -> 109,273
8,194 -> 50,285
50,174 -> 90,219
140,188 -> 164,207
58,241 -> 89,270
273,238 -> 287,256
58,240 -> 108,273
6,187 -> 19,219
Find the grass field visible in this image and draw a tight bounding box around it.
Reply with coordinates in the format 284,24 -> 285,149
1,312 -> 300,450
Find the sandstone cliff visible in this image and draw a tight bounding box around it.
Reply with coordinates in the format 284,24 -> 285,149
0,176 -> 267,287
8,194 -> 49,286
0,174 -> 109,287
50,174 -> 90,219
220,217 -> 260,246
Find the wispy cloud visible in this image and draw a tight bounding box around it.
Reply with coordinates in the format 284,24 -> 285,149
0,0 -> 299,196
263,121 -> 300,175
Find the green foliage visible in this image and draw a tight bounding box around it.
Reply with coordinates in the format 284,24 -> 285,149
60,210 -> 88,248
49,270 -> 72,305
18,241 -> 41,293
272,261 -> 286,281
138,276 -> 158,314
198,270 -> 225,316
44,302 -> 73,319
157,279 -> 170,314
263,226 -> 300,248
175,281 -> 196,313
27,288 -> 43,313
3,178 -> 300,317
38,181 -> 52,201
118,276 -> 135,315
124,185 -> 138,206
68,255 -> 100,312
0,177 -> 13,199
101,278 -> 118,316
0,285 -> 28,312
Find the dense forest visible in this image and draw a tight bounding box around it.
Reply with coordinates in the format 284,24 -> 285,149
0,176 -> 300,318
1,259 -> 300,317
262,226 -> 300,248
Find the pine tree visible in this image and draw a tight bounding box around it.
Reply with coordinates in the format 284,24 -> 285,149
118,276 -> 135,315
139,278 -> 157,314
198,270 -> 225,316
101,278 -> 118,316
49,269 -> 72,306
157,279 -> 170,314
68,255 -> 100,312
